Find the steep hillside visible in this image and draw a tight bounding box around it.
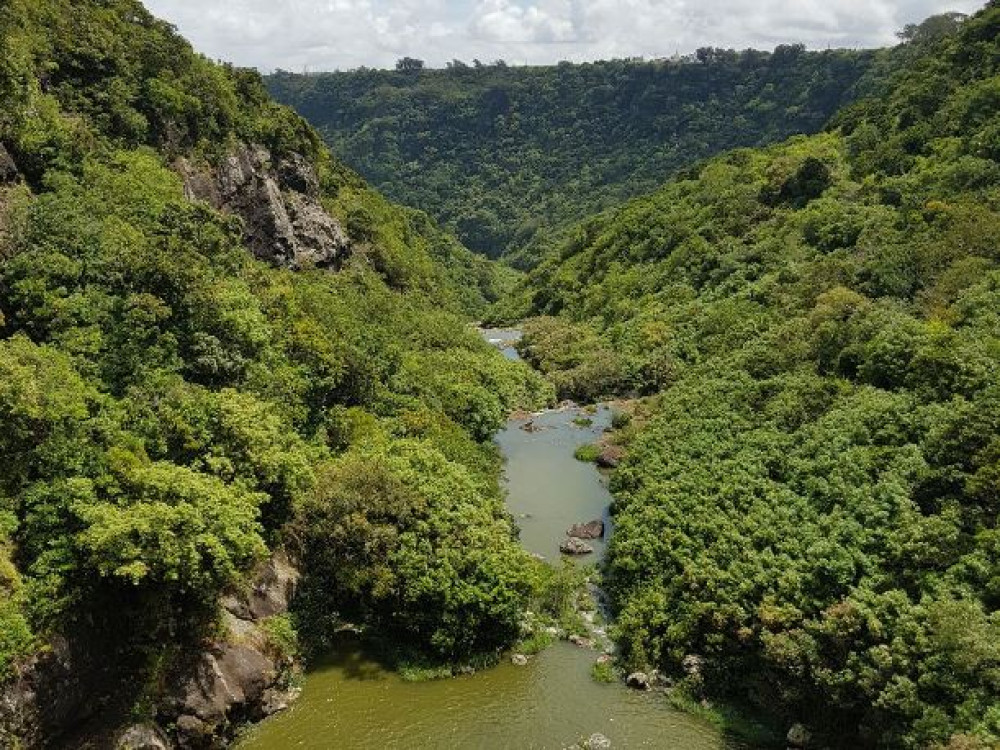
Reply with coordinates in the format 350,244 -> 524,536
516,6 -> 1000,747
267,49 -> 876,267
0,1 -> 551,746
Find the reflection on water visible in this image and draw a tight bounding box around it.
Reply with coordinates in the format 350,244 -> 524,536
239,331 -> 728,750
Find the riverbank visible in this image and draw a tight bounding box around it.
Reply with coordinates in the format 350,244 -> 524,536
238,332 -> 730,748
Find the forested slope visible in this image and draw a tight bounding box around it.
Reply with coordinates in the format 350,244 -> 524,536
267,49 -> 876,266
517,6 -> 1000,747
0,0 -> 551,744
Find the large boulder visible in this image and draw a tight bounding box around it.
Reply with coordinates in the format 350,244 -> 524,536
560,537 -> 595,556
176,144 -> 350,270
567,520 -> 604,540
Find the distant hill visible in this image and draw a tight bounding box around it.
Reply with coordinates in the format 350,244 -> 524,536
514,6 -> 1000,746
267,48 -> 877,267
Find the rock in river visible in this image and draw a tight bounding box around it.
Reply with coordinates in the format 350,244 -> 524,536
567,519 -> 604,539
511,654 -> 529,666
560,537 -> 594,555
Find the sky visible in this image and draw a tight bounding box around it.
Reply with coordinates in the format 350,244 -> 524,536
142,0 -> 986,72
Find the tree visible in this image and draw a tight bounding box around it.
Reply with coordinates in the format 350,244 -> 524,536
395,57 -> 424,72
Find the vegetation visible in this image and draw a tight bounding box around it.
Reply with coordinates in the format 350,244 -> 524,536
515,6 -> 1000,747
266,49 -> 877,267
0,0 -> 552,691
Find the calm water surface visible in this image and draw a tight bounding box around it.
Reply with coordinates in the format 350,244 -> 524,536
239,331 -> 727,750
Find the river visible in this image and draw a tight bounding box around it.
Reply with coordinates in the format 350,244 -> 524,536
238,330 -> 727,749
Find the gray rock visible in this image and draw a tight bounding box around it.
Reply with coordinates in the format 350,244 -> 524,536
560,537 -> 595,556
174,715 -> 208,747
116,724 -> 170,750
585,733 -> 612,750
511,654 -> 529,666
626,672 -> 650,690
177,144 -> 350,270
787,723 -> 811,748
568,635 -> 594,649
567,519 -> 604,540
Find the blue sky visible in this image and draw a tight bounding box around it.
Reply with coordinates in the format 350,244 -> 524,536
143,0 -> 986,72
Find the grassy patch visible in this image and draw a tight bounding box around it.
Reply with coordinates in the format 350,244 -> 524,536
591,659 -> 616,683
665,688 -> 782,747
573,444 -> 601,463
516,629 -> 555,655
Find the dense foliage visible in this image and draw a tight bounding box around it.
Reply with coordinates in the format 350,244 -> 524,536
267,49 -> 876,266
518,7 -> 1000,747
0,0 -> 552,689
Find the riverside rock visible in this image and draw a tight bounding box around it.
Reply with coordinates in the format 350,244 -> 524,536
626,672 -> 650,690
596,446 -> 625,469
560,537 -> 595,555
567,519 -> 604,539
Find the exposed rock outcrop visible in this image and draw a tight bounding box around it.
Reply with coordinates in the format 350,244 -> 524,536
176,144 -> 350,270
116,724 -> 171,750
0,552 -> 301,750
162,551 -> 301,749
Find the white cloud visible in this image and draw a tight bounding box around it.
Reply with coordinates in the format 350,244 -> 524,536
142,0 -> 987,71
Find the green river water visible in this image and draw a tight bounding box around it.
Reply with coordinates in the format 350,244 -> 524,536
239,330 -> 728,749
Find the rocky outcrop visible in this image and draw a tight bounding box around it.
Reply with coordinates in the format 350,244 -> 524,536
176,144 -> 350,270
161,551 -> 301,749
560,537 -> 595,556
116,724 -> 172,750
0,633 -> 120,750
0,552 -> 301,750
567,520 -> 604,540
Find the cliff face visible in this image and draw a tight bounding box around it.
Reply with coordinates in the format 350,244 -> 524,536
0,552 -> 301,750
176,144 -> 351,271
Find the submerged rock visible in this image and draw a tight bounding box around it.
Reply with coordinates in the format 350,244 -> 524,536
567,519 -> 604,539
560,537 -> 595,555
585,733 -> 612,749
